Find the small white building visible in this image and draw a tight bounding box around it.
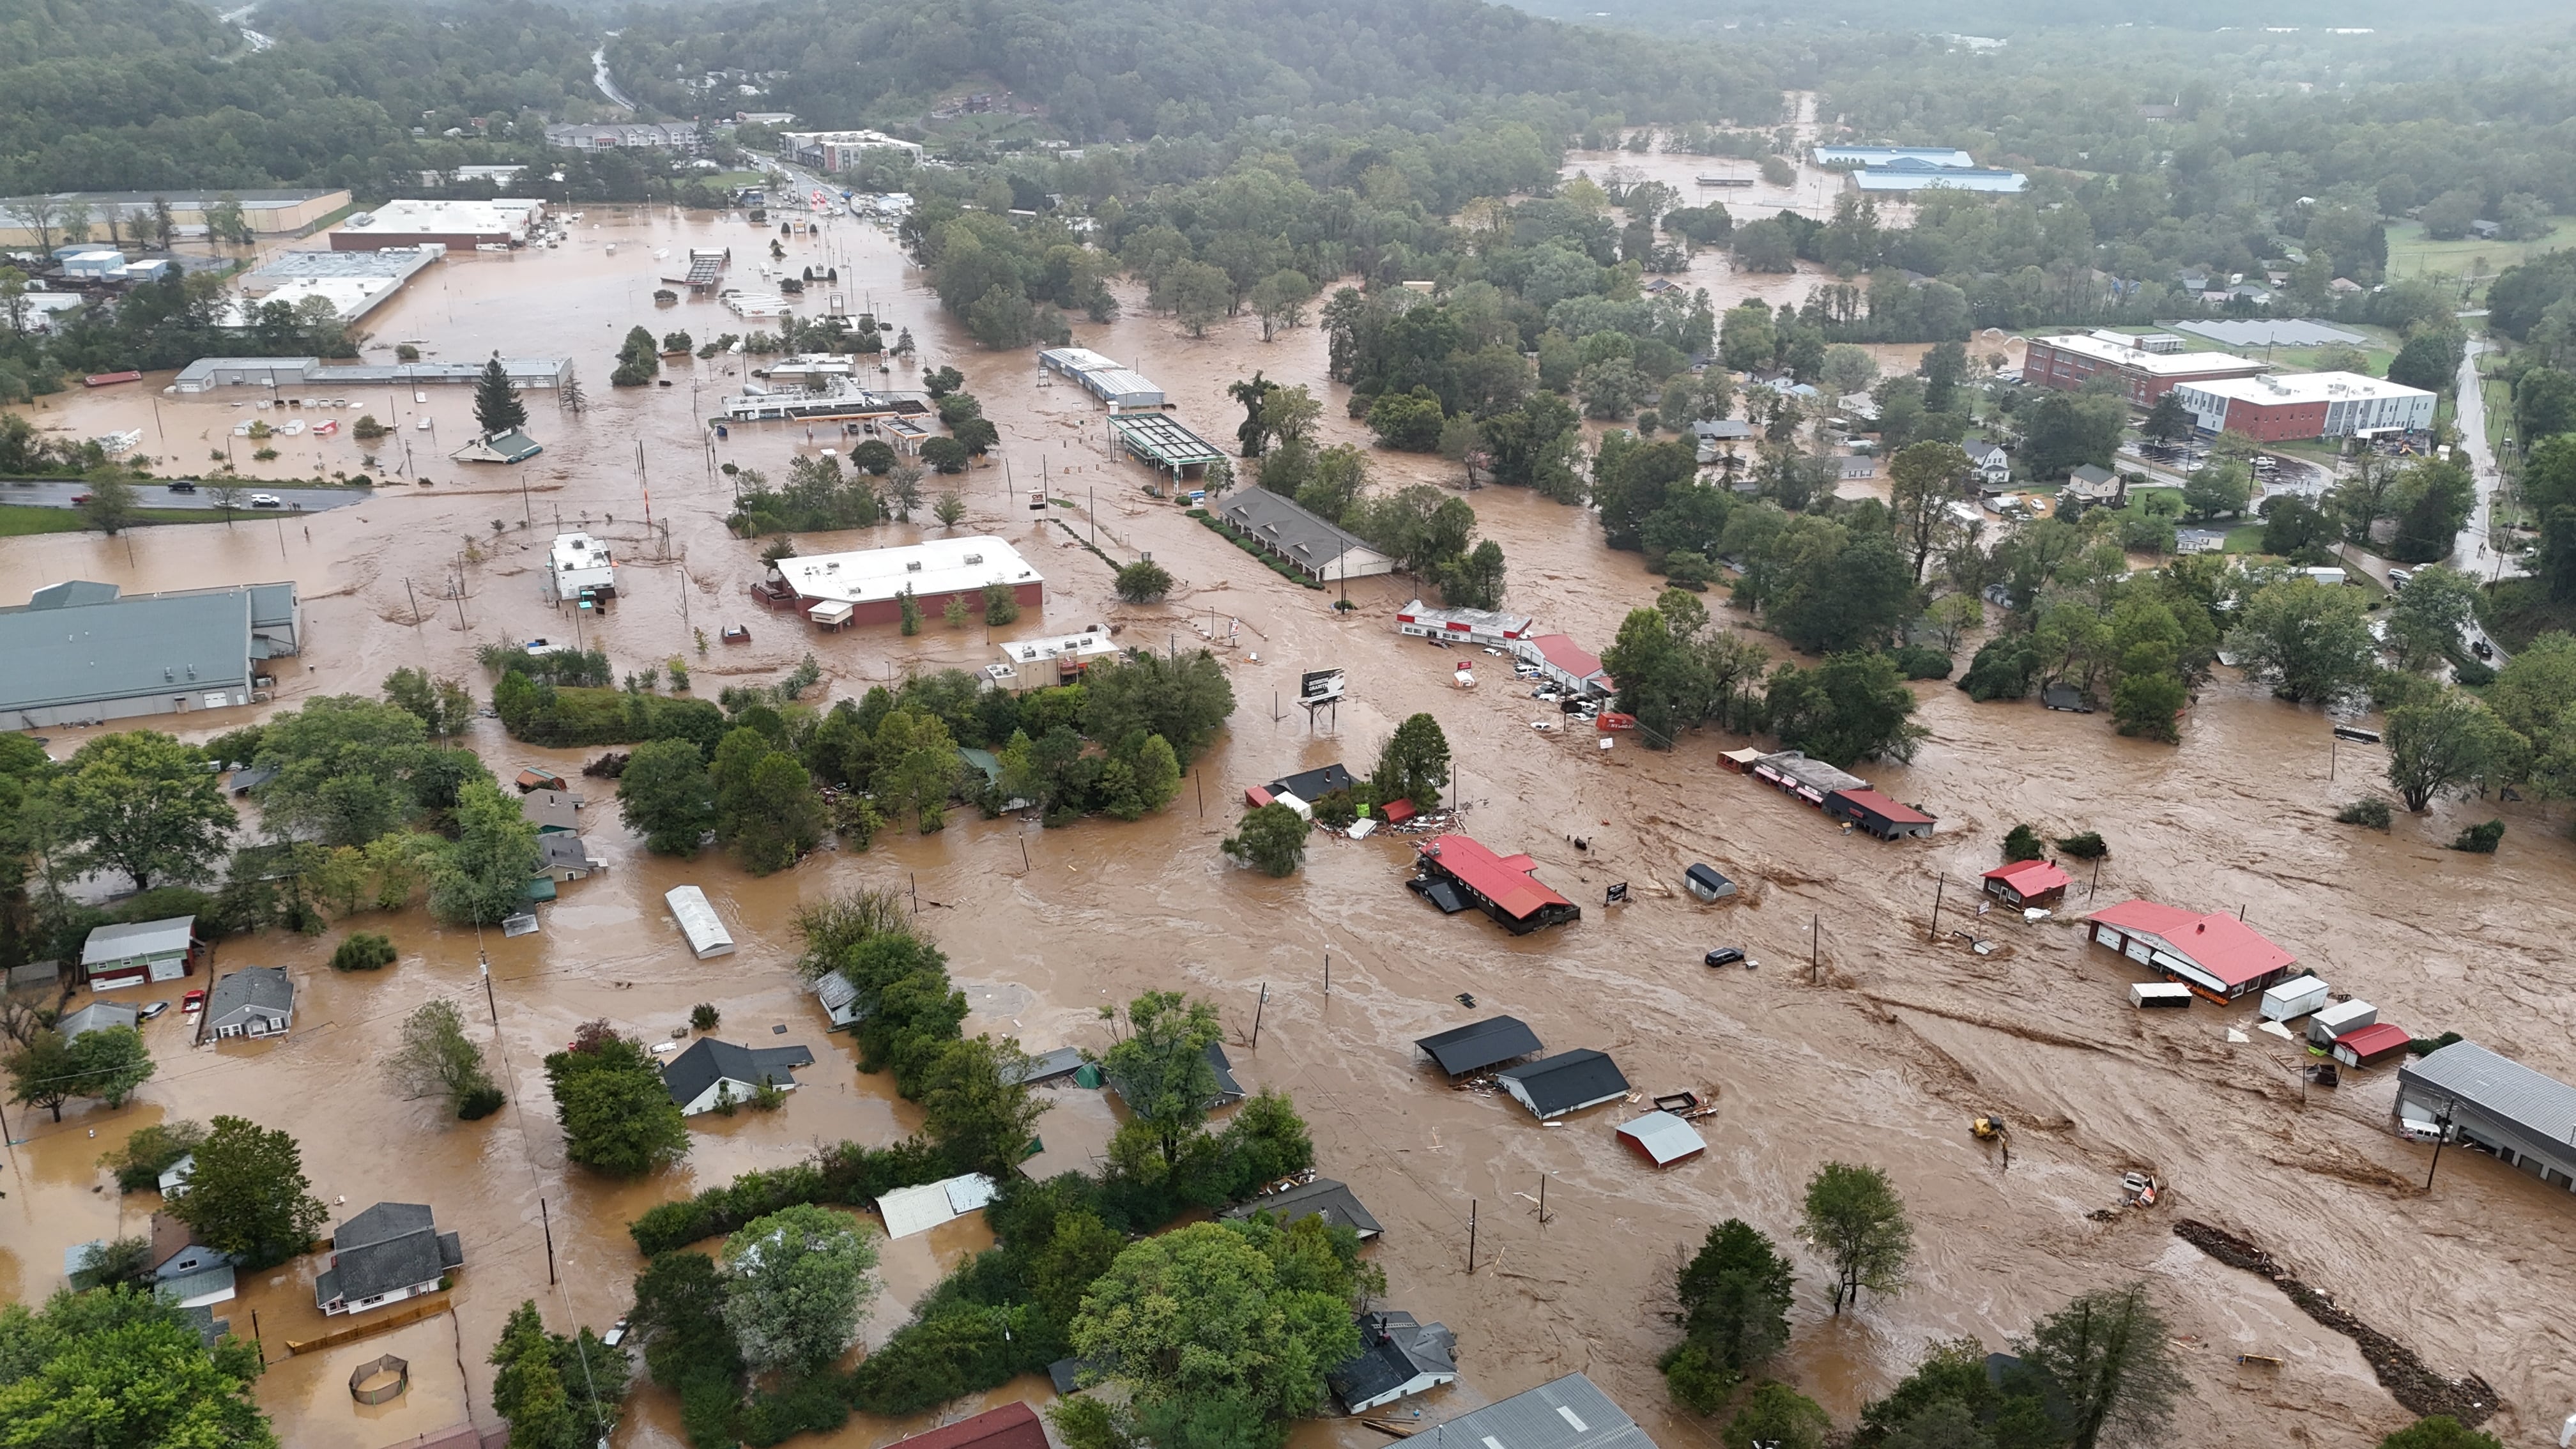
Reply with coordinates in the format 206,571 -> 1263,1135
875,1172 -> 999,1238
665,886 -> 735,959
815,972 -> 862,1031
546,532 -> 617,602
1395,600 -> 1537,647
985,629 -> 1121,692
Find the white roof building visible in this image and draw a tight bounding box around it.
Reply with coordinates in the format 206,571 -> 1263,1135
776,536 -> 1043,611
987,629 -> 1122,691
2170,371 -> 2438,439
2032,330 -> 2266,379
332,199 -> 544,249
548,532 -> 617,601
875,1172 -> 999,1238
665,885 -> 735,959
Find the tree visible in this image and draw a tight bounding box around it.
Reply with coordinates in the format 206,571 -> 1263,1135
2019,392 -> 2126,479
720,1202 -> 881,1374
9,1025 -> 153,1121
389,999 -> 502,1119
1371,713 -> 1452,809
920,1034 -> 1051,1176
934,489 -> 969,527
1070,1218 -> 1363,1425
1821,344 -> 1879,398
2386,565 -> 2478,671
1222,803 -> 1308,877
0,1285 -> 278,1448
1438,539 -> 1508,610
2181,461 -> 2253,521
1102,992 -> 1224,1167
491,1298 -> 629,1448
2380,1419 -> 2504,1449
68,1234 -> 157,1291
1116,560 -> 1174,603
58,731 -> 236,889
330,931 -> 395,970
2385,688 -> 2518,811
1166,260 -> 1232,336
1228,373 -> 1275,457
2227,579 -> 2376,703
2016,1282 -> 2185,1449
1733,218 -> 1798,272
430,779 -> 539,923
166,1115 -> 330,1269
984,581 -> 1022,627
1800,1161 -> 1913,1314
1723,1381 -> 1831,1449
2387,332 -> 2460,394
1889,441 -> 1970,582
617,739 -> 716,854
2142,392 -> 2193,443
544,1023 -> 689,1176
475,355 -> 528,438
75,469 -> 137,535
1261,385 -> 1323,447
1082,650 -> 1238,766
1250,270 -> 1315,341
1663,1219 -> 1795,1410
1368,390 -> 1447,450
1766,652 -> 1928,766
921,436 -> 969,473
2388,460 -> 2478,563
383,666 -> 473,737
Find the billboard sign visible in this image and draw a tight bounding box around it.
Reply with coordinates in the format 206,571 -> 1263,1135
1299,668 -> 1345,703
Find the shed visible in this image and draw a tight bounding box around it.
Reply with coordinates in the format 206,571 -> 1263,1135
665,885 -> 734,958
1221,1177 -> 1383,1239
2259,974 -> 2331,1023
2332,1023 -> 2412,1069
1683,863 -> 1736,901
1981,859 -> 2069,908
2041,682 -> 2094,713
227,763 -> 279,796
813,972 -> 862,1030
1003,1045 -> 1084,1085
1718,747 -> 1765,774
1415,1016 -> 1544,1076
204,965 -> 293,1039
1495,1048 -> 1630,1120
1824,788 -> 1935,839
80,916 -> 197,991
2307,999 -> 2377,1046
514,767 -> 564,793
1616,1111 -> 1707,1166
875,1172 -> 1000,1239
448,428 -> 543,464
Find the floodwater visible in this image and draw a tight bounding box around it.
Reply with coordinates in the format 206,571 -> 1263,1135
5,201 -> 2575,1449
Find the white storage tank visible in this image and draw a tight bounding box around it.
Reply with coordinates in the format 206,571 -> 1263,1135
2130,982 -> 2193,1009
2307,999 -> 2377,1046
2259,974 -> 2331,1022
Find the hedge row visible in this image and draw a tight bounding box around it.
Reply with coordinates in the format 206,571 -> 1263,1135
1195,510 -> 1326,589
629,1135 -> 949,1257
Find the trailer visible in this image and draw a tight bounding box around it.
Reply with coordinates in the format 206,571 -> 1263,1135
2306,999 -> 2377,1046
2258,974 -> 2331,1022
2129,982 -> 2193,1009
665,885 -> 735,960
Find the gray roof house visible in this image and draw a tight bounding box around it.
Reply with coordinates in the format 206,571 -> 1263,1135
536,833 -> 603,882
2063,464 -> 2124,505
1420,1372 -> 1655,1449
58,1000 -> 139,1042
1495,1049 -> 1632,1121
204,965 -> 293,1039
1216,489 -> 1395,584
0,581 -> 299,730
79,916 -> 197,990
1220,1177 -> 1383,1240
1003,1045 -> 1084,1085
2396,1040 -> 2576,1195
1329,1310 -> 1458,1413
315,1202 -> 465,1315
1963,438 -> 2011,484
814,971 -> 863,1031
663,1038 -> 816,1116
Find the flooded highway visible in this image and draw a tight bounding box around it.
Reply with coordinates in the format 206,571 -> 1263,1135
4,203 -> 2573,1449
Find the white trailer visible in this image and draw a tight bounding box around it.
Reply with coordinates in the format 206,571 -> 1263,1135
2259,974 -> 2331,1022
2307,999 -> 2377,1046
2129,982 -> 2193,1009
665,885 -> 735,959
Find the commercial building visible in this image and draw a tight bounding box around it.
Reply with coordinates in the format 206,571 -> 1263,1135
2168,371 -> 2437,441
1750,751 -> 1866,806
1851,161 -> 2028,194
1412,834 -> 1581,934
1815,145 -> 1978,168
1512,634 -> 1614,696
546,532 -> 617,602
1397,599 -> 1536,647
1108,412 -> 1225,480
2021,330 -> 2268,407
79,917 -> 201,991
2084,899 -> 2299,1004
314,1202 -> 464,1316
779,130 -> 927,171
542,121 -> 702,153
762,535 -> 1045,629
0,189 -> 349,247
985,629 -> 1121,692
1421,1374 -> 1657,1449
2396,1041 -> 2576,1193
233,248 -> 440,323
330,199 -> 544,251
1216,489 -> 1396,584
1,580 -> 299,729
1823,787 -> 1935,839
1036,346 -> 1165,409
172,355 -> 569,393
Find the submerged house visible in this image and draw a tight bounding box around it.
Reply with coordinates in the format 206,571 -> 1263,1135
1412,834 -> 1581,935
1220,1177 -> 1383,1240
1328,1310 -> 1459,1413
315,1202 -> 464,1316
1495,1048 -> 1630,1121
2085,900 -> 2299,1003
1414,1016 -> 1544,1077
662,1038 -> 815,1116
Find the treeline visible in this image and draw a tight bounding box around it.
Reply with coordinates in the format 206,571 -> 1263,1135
0,269 -> 354,404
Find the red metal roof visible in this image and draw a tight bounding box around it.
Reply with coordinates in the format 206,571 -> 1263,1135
1379,797 -> 1417,824
1982,859 -> 2071,893
890,1402 -> 1048,1449
2085,900 -> 2297,988
1829,788 -> 1933,825
2334,1023 -> 2412,1059
1245,785 -> 1275,809
1529,634 -> 1605,678
1419,834 -> 1572,921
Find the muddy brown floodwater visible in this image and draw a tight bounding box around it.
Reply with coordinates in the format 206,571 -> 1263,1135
5,203 -> 2574,1449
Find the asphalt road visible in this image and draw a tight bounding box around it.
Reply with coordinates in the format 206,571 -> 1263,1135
0,480 -> 371,512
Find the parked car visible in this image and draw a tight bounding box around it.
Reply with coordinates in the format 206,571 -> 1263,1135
1703,946 -> 1747,968
68,492 -> 91,504
180,989 -> 206,1013
139,1000 -> 170,1021
249,493 -> 284,508
2386,567 -> 2412,589
165,480 -> 197,493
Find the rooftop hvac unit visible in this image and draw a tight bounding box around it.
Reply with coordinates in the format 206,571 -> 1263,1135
963,553 -> 983,565
824,562 -> 839,572
905,560 -> 923,572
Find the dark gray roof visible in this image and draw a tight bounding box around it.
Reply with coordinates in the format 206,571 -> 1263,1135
1965,439 -> 2006,463
661,1037 -> 815,1106
1691,418 -> 1755,440
1421,1372 -> 1654,1449
2069,464 -> 2116,486
1004,1045 -> 1083,1085
2400,1041 -> 2576,1158
321,1202 -> 463,1305
1,588 -> 258,714
1218,489 -> 1378,571
539,833 -> 594,868
1048,1357 -> 1100,1395
1269,763 -> 1354,801
1496,1049 -> 1630,1116
1220,1177 -> 1383,1238
228,763 -> 279,793
1328,1310 -> 1457,1411
1416,1016 -> 1544,1075
204,965 -> 291,1024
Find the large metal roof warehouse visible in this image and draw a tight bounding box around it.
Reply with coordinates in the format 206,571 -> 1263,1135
1,580 -> 300,728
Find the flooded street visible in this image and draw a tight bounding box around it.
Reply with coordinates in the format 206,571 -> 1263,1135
5,204 -> 2573,1449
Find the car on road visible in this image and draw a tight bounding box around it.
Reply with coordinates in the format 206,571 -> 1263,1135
181,989 -> 205,1014
1703,946 -> 1748,968
249,493 -> 283,508
2386,567 -> 2412,589
165,480 -> 196,493
139,1000 -> 170,1021
68,492 -> 91,504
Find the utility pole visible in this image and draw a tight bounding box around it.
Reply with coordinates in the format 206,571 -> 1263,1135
540,1198 -> 558,1285
404,578 -> 422,629
1251,982 -> 1268,1048
1467,1199 -> 1478,1273
1323,949 -> 1330,998
1928,876 -> 1945,943
2423,1107 -> 2456,1192
480,955 -> 497,1028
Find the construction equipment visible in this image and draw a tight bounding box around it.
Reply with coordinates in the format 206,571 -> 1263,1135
1971,1114 -> 2007,1142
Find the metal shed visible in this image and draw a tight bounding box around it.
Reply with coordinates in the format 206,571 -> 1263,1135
1683,863 -> 1736,901
664,885 -> 735,959
1616,1111 -> 1707,1166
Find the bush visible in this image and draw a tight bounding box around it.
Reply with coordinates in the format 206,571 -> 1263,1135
2336,797 -> 2394,830
2450,819 -> 2504,853
101,1119 -> 206,1192
2001,824 -> 2045,862
1115,559 -> 1174,603
1889,644 -> 1952,680
458,1085 -> 507,1120
691,1002 -> 719,1031
330,932 -> 397,972
2450,653 -> 2496,686
2055,831 -> 2107,859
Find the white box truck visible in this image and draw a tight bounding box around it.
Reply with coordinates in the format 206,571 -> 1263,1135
2130,982 -> 2193,1009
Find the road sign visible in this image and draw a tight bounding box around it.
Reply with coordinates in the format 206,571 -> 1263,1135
1300,668 -> 1345,702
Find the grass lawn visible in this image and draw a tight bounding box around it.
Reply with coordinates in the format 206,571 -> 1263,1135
2221,523 -> 2267,553
2386,217 -> 2576,290
0,504 -> 233,536
2483,376 -> 2513,450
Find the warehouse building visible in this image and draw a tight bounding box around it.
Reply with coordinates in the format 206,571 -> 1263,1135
1036,346 -> 1165,409
2021,330 -> 2269,406
761,535 -> 1044,629
0,189 -> 350,247
2169,371 -> 2437,441
172,355 -> 569,393
1814,146 -> 1978,168
1851,161 -> 2028,194
1108,413 -> 1226,480
233,248 -> 440,323
2396,1041 -> 2576,1194
1,580 -> 299,729
330,199 -> 544,251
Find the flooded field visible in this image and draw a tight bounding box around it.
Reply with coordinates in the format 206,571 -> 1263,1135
4,201 -> 2573,1449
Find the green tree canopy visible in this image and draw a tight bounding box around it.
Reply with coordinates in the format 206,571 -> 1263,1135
1800,1160 -> 1913,1315
544,1023 -> 690,1176
429,779 -> 540,923
165,1114 -> 329,1269
1101,992 -> 1223,1168
617,737 -> 717,855
1370,712 -> 1452,809
720,1202 -> 882,1374
57,731 -> 236,890
0,1285 -> 277,1448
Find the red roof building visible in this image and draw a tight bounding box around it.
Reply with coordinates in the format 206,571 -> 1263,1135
1377,797 -> 1417,825
1514,634 -> 1614,695
1823,788 -> 1934,840
1414,834 -> 1580,935
1981,859 -> 2071,907
889,1402 -> 1049,1449
2331,1023 -> 2413,1069
2085,900 -> 2298,1002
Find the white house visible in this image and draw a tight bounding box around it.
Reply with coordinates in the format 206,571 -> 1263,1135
1328,1310 -> 1459,1413
662,1038 -> 815,1116
1963,438 -> 2011,486
203,966 -> 293,1039
815,972 -> 862,1031
665,885 -> 735,958
314,1202 -> 464,1316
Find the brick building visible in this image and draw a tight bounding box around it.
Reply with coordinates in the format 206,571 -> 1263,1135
2021,330 -> 2267,407
2169,371 -> 2437,442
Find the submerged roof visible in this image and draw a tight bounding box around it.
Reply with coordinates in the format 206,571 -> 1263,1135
661,1038 -> 814,1106
1220,1177 -> 1383,1238
2401,1041 -> 2576,1142
1616,1111 -> 1707,1166
1416,1016 -> 1544,1075
1496,1048 -> 1630,1116
888,1401 -> 1048,1449
1983,859 -> 2071,893
1420,1372 -> 1657,1449
1418,834 -> 1574,921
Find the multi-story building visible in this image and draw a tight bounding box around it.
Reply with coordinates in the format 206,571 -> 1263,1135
2168,371 -> 2438,442
2021,330 -> 2269,407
